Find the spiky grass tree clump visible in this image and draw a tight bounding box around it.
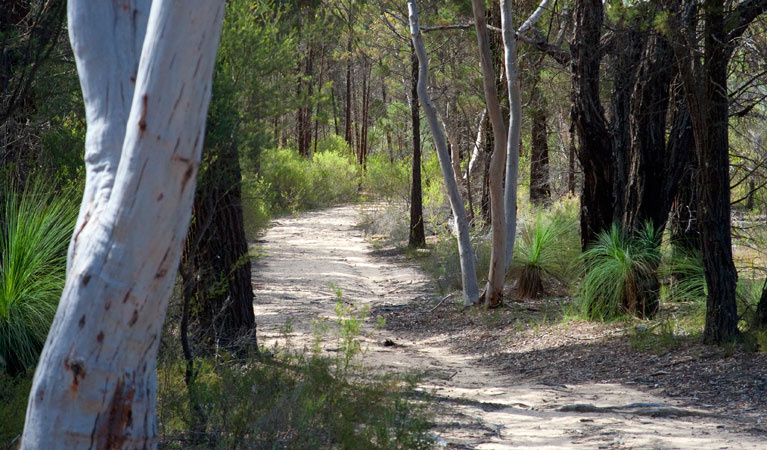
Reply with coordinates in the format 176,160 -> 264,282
0,181 -> 77,375
577,224 -> 661,321
513,213 -> 578,298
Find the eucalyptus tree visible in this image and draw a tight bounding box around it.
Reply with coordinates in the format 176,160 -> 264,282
22,0 -> 225,447
408,0 -> 480,305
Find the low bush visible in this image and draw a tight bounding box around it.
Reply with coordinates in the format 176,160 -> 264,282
362,153 -> 410,203
157,298 -> 432,449
244,146 -> 361,231
0,180 -> 78,375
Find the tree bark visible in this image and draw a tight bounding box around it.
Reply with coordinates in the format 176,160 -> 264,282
671,0 -> 740,344
571,0 -> 614,249
408,44 -> 425,248
22,1 -> 225,447
529,81 -> 550,205
471,0 -> 507,307
182,135 -> 255,350
408,0 -> 479,305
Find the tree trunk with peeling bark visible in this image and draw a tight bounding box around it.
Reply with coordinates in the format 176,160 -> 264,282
22,1 -> 225,447
408,0 -> 479,305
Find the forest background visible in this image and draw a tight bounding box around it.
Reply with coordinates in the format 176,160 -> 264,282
2,0 -> 767,447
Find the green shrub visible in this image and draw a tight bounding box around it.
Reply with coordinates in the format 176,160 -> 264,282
512,210 -> 579,298
254,145 -> 361,219
0,180 -> 77,375
576,224 -> 661,321
362,153 -> 410,202
259,147 -> 309,212
306,150 -> 360,207
157,298 -> 432,449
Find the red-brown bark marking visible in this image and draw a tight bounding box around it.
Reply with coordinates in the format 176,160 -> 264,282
79,314 -> 86,328
97,331 -> 104,343
128,309 -> 138,327
94,377 -> 135,449
138,94 -> 148,133
82,274 -> 92,286
180,163 -> 194,192
66,358 -> 86,392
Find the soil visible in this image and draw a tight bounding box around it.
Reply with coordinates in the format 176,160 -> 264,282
253,204 -> 767,449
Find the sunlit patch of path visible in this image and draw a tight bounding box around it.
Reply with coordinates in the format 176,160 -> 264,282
252,204 -> 765,449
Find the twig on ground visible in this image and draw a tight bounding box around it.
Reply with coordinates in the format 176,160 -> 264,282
430,293 -> 457,312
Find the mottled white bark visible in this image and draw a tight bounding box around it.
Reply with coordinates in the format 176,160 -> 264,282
67,0 -> 150,269
501,0 -> 520,269
22,1 -> 225,448
408,0 -> 480,305
471,0 -> 507,305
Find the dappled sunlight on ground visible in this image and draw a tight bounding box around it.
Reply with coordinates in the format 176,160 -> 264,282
253,204 -> 767,449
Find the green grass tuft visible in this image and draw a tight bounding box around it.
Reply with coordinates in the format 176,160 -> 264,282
576,223 -> 661,321
0,180 -> 77,375
512,211 -> 579,298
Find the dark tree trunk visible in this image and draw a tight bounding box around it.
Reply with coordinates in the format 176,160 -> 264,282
698,2 -> 739,344
409,45 -> 425,248
571,0 -> 614,249
360,57 -> 370,170
529,81 -> 550,205
481,114 -> 492,225
182,138 -> 256,350
609,27 -> 645,226
344,37 -> 353,148
672,0 -> 740,344
623,32 -> 674,232
568,118 -> 577,195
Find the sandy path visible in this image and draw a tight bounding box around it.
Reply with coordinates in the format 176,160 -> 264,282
252,204 -> 764,449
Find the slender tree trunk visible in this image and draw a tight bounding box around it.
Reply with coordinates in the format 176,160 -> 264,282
408,44 -> 425,248
529,65 -> 550,205
472,0 -> 507,307
344,36 -> 353,147
500,0 -> 522,270
408,0 -> 479,305
22,1 -> 224,447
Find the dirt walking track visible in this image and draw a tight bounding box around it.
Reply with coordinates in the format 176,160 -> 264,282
252,204 -> 765,449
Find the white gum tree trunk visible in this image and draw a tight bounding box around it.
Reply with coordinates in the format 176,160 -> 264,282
501,0 -> 549,269
408,0 -> 480,306
22,1 -> 225,448
500,0 -> 520,270
471,0 -> 508,306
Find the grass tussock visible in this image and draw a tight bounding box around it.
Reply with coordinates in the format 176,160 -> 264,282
512,211 -> 579,298
577,224 -> 661,321
0,180 -> 77,376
